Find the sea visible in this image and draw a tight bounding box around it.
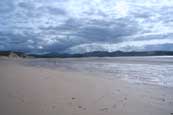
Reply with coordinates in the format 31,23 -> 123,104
24,56 -> 173,87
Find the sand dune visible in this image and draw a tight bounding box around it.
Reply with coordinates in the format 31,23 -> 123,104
0,59 -> 173,115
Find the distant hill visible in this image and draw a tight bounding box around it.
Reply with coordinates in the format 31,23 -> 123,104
0,51 -> 28,58
29,51 -> 173,58
1,51 -> 173,58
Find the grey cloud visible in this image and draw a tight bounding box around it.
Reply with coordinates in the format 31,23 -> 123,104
47,7 -> 66,15
0,0 -> 173,53
18,2 -> 35,10
145,44 -> 173,51
0,0 -> 15,13
159,7 -> 173,24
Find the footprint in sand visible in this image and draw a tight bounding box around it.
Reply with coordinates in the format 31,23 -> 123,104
72,97 -> 76,100
51,105 -> 56,110
78,105 -> 82,109
112,104 -> 117,108
83,108 -> 87,110
124,97 -> 127,101
161,98 -> 166,102
117,89 -> 121,92
70,98 -> 86,110
20,98 -> 25,103
77,105 -> 87,110
169,101 -> 173,105
100,108 -> 109,112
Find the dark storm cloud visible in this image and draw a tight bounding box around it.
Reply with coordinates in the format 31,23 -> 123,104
0,31 -> 42,51
0,0 -> 173,53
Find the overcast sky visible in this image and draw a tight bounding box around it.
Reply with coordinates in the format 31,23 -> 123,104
0,0 -> 173,53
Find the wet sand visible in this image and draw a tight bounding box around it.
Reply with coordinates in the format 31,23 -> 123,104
0,58 -> 173,115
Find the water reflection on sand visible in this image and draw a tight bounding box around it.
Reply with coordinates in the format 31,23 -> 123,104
25,56 -> 173,87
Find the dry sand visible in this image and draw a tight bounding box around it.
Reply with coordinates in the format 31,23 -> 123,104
0,59 -> 173,115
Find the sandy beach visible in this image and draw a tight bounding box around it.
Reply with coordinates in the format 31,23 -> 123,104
0,58 -> 173,115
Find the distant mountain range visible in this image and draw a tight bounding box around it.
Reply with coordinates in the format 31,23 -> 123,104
1,51 -> 173,58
